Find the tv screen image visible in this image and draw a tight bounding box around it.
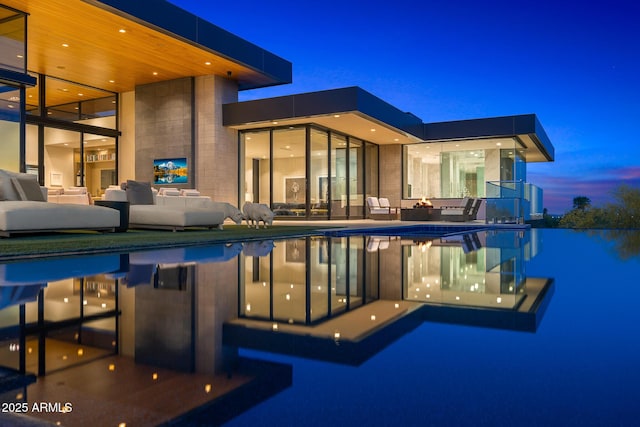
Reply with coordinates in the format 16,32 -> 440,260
153,157 -> 188,184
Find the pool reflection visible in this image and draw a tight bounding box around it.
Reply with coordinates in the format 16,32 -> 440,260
0,229 -> 553,426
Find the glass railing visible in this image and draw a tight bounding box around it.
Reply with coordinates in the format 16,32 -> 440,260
485,180 -> 544,223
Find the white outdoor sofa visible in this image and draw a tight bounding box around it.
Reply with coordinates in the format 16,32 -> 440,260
0,170 -> 120,237
105,181 -> 225,231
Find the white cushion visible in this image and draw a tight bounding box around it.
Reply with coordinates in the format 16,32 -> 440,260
158,187 -> 180,196
129,205 -> 224,228
0,201 -> 119,232
64,187 -> 87,195
366,197 -> 380,208
379,198 -> 391,208
180,189 -> 200,197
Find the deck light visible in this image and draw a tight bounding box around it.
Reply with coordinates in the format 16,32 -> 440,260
370,315 -> 376,321
205,384 -> 212,393
109,364 -> 115,371
496,297 -> 502,304
272,323 -> 279,331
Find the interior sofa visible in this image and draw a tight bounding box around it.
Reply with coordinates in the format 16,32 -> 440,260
47,186 -> 91,205
0,170 -> 120,237
106,181 -> 225,231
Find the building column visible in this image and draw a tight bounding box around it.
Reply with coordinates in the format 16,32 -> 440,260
194,75 -> 239,204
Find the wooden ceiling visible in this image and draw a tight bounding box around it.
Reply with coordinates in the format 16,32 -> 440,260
3,0 -> 274,106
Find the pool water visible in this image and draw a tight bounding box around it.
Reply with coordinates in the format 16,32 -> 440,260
0,228 -> 638,426
225,229 -> 640,427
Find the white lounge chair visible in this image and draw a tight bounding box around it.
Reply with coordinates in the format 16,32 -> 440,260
0,170 -> 119,237
366,197 -> 398,220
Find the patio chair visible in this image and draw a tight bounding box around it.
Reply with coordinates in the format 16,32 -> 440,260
440,197 -> 474,222
366,197 -> 398,220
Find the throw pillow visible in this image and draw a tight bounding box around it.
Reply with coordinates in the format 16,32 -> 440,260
12,175 -> 46,201
125,180 -> 154,205
0,170 -> 20,201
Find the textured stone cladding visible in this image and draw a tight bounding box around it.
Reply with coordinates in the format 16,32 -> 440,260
135,78 -> 194,185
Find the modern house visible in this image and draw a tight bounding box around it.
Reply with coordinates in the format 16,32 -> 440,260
0,0 -> 554,223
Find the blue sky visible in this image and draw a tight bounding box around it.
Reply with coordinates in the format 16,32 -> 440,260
171,0 -> 639,213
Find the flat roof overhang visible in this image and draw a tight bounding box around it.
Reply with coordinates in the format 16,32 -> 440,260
423,114 -> 555,162
2,0 -> 291,99
223,86 -> 426,145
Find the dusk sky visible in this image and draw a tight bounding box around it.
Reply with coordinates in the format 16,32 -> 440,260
171,0 -> 639,213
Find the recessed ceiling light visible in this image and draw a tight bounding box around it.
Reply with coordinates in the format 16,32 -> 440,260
205,61 -> 211,66
333,114 -> 340,118
152,72 -> 158,76
370,128 -> 376,132
394,138 -> 399,141
272,121 -> 278,125
16,54 -> 23,58
118,29 -> 126,33
62,43 -> 69,48
78,93 -> 83,96
496,142 -> 502,146
109,80 -> 115,83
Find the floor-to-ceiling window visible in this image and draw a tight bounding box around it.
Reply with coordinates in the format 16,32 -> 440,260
242,130 -> 271,206
403,138 -> 522,200
331,133 -> 348,218
240,126 -> 377,219
349,138 -> 365,218
273,127 -> 306,216
441,150 -> 485,198
0,6 -> 28,172
0,84 -> 22,171
25,75 -> 118,196
310,128 -> 329,218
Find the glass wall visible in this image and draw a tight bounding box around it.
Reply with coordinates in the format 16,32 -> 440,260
83,134 -> 116,198
404,143 -> 442,199
310,128 -> 329,218
273,127 -> 306,216
0,84 -> 21,171
0,7 -> 26,73
24,74 -> 118,193
43,128 -> 81,189
403,138 -> 523,200
349,138 -> 364,218
441,150 -> 485,198
241,126 -> 377,219
242,130 -> 271,205
331,133 -> 348,218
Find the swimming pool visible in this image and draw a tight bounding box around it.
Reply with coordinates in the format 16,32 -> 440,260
0,228 -> 638,426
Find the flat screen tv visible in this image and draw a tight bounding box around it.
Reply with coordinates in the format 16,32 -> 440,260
153,157 -> 188,184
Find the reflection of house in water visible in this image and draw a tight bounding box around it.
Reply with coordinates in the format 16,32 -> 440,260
0,243 -> 290,426
225,229 -> 554,366
0,230 -> 553,425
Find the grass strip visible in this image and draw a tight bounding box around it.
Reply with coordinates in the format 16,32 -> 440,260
0,225 -> 331,261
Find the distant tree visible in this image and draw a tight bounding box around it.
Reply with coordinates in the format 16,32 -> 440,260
605,185 -> 640,229
559,206 -> 606,228
573,196 -> 591,211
